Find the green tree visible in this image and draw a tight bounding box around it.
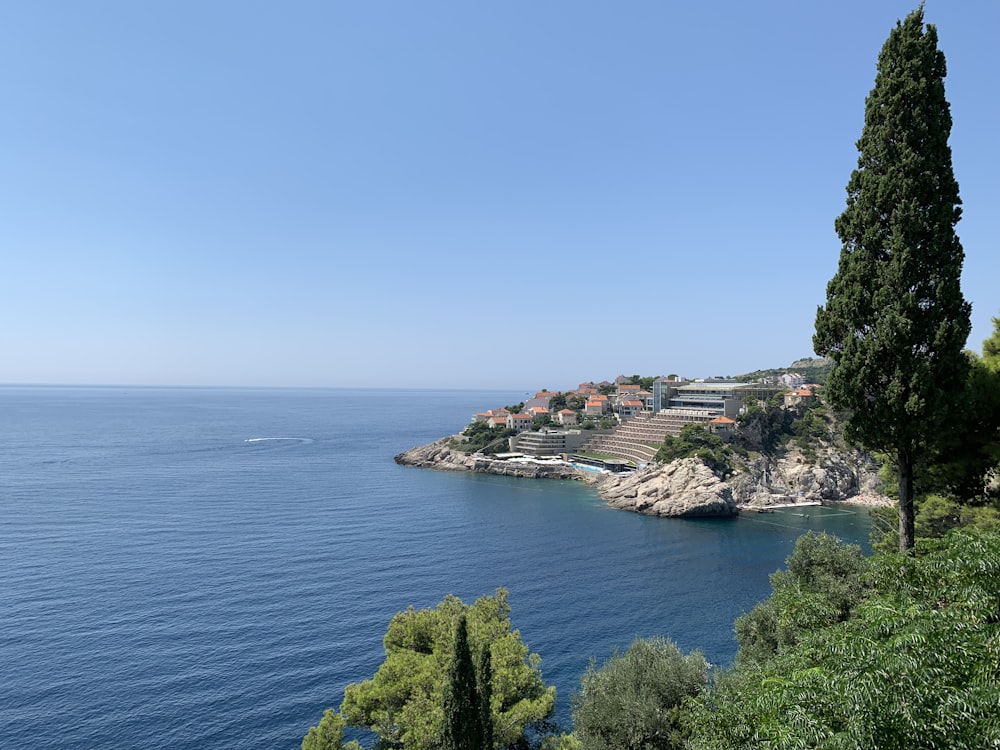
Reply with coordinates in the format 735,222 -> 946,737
572,637 -> 707,750
443,614 -> 483,750
814,6 -> 971,552
341,589 -> 555,750
477,644 -> 494,750
532,414 -> 553,430
983,313 -> 1000,366
875,317 -> 1000,512
919,350 -> 1000,503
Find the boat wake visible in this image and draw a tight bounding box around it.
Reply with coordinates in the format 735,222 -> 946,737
244,437 -> 314,445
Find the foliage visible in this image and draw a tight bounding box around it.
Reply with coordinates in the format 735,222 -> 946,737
340,588 -> 555,750
729,399 -> 836,463
655,424 -> 731,476
477,644 -> 494,750
572,637 -> 707,750
904,356 -> 1000,504
619,375 -> 657,390
452,421 -> 515,454
734,401 -> 792,454
873,322 -> 1000,507
916,494 -> 1000,538
734,532 -> 869,664
302,709 -> 348,750
532,414 -> 553,430
443,614 -> 488,750
813,7 -> 971,551
920,335 -> 1000,504
540,734 -> 581,750
981,313 -> 1000,367
686,529 -> 1000,749
735,358 -> 833,386
869,503 -> 900,553
594,415 -> 616,430
547,393 -> 568,412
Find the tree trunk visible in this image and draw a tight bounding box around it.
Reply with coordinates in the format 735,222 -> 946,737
897,449 -> 915,552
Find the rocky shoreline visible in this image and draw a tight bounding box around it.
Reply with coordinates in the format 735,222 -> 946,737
394,438 -> 892,519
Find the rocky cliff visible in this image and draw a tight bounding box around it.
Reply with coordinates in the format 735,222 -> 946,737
728,443 -> 884,506
394,439 -> 582,480
591,458 -> 738,517
395,437 -> 889,519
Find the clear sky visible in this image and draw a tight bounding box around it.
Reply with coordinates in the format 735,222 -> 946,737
3,2 -> 997,390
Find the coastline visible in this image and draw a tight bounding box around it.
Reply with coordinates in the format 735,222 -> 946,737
395,437 -> 891,519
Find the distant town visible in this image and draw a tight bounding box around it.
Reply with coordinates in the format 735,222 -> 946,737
466,371 -> 822,469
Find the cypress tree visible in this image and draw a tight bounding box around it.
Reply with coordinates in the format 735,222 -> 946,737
443,614 -> 483,750
477,644 -> 494,750
814,5 -> 970,551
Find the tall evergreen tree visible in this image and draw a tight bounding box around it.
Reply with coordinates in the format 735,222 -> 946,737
477,644 -> 494,750
814,5 -> 971,551
443,614 -> 483,750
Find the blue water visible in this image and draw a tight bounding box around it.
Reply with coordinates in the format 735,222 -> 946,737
0,387 -> 872,749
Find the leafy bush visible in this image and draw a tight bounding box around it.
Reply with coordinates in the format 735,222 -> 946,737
572,637 -> 707,750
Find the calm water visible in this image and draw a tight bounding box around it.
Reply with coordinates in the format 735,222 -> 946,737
0,387 -> 872,749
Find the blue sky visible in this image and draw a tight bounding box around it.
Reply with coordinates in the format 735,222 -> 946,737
3,2 -> 997,390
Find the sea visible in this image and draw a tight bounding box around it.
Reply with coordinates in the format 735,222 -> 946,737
0,387 -> 873,749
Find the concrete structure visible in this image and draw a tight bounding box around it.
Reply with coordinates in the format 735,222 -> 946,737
667,382 -> 746,418
508,428 -> 597,456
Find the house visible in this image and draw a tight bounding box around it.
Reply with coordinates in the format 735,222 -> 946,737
524,395 -> 552,411
473,408 -> 510,424
556,409 -> 579,426
780,372 -> 806,388
506,413 -> 534,433
784,388 -> 817,408
584,398 -> 607,416
708,416 -> 737,435
619,399 -> 644,419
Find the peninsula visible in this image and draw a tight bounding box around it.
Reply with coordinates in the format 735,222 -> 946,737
395,368 -> 890,518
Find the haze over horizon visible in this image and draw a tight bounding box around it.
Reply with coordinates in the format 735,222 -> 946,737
4,2 -> 998,390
